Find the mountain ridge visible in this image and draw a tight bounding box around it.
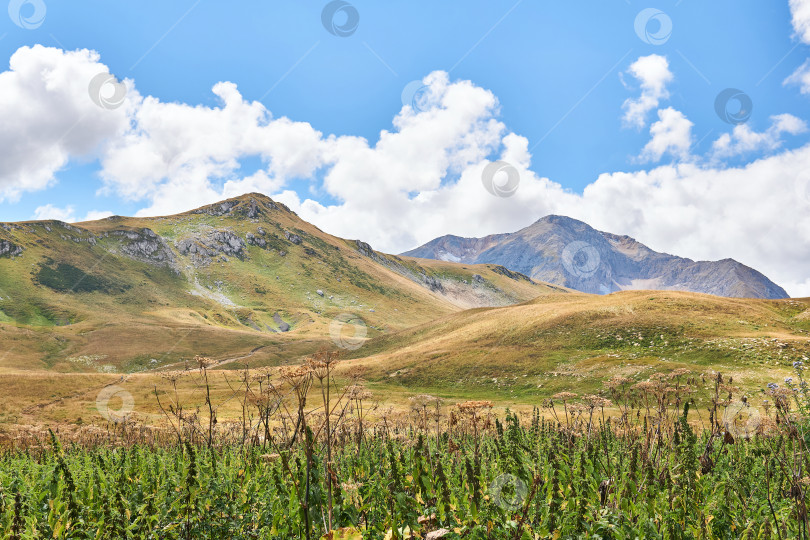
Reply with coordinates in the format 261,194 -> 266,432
403,214 -> 788,299
0,193 -> 557,372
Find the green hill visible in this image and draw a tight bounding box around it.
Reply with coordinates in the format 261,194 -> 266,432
339,290 -> 810,400
0,193 -> 555,373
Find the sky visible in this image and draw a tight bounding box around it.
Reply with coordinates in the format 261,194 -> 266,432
0,0 -> 809,296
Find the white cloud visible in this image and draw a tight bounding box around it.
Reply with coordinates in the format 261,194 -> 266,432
787,0 -> 810,95
621,54 -> 673,129
32,204 -> 75,222
711,114 -> 808,159
0,45 -> 134,202
81,210 -> 114,221
790,0 -> 810,43
785,59 -> 810,94
2,46 -> 810,298
31,205 -> 113,222
639,108 -> 694,162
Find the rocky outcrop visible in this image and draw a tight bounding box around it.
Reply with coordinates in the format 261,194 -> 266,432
404,215 -> 788,299
193,199 -> 240,217
490,265 -> 534,283
109,229 -> 178,270
284,231 -> 302,245
192,193 -> 283,218
273,312 -> 290,332
245,232 -> 267,248
0,240 -> 22,258
177,229 -> 246,266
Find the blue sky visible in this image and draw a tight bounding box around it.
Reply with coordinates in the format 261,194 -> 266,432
1,0 -> 810,294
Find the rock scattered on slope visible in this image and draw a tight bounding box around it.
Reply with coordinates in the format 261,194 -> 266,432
273,312 -> 290,332
245,232 -> 267,248
176,229 -> 246,266
0,240 -> 23,258
284,231 -> 302,245
109,229 -> 178,271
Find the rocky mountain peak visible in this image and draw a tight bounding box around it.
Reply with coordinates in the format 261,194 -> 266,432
403,215 -> 788,299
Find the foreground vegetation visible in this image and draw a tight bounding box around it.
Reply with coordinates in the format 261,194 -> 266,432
1,353 -> 809,539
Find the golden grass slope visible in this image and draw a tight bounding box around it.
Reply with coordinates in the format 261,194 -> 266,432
339,290 -> 810,400
0,193 -> 557,372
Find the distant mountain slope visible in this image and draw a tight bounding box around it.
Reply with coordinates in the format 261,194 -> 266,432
0,194 -> 556,372
403,215 -> 788,299
340,290 -> 810,398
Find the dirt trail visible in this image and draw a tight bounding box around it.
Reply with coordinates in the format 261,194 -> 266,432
150,345 -> 269,372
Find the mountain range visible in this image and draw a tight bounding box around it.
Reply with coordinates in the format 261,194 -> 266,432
403,215 -> 788,300
1,194 -> 807,428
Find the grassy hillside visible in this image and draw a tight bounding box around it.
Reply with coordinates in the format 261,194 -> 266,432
0,194 -> 555,372
0,194 -> 807,432
338,290 -> 810,400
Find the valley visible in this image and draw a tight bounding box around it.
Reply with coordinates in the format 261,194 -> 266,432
0,195 -> 806,433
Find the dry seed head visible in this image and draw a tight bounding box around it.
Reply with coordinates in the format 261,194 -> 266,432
551,392 -> 578,401
584,395 -> 612,408
159,370 -> 185,384
347,384 -> 372,401
456,400 -> 493,412
193,355 -> 212,369
605,376 -> 631,389
630,381 -> 656,394
279,365 -> 312,382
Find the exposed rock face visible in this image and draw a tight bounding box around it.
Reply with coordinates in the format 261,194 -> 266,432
357,238 -> 533,293
355,240 -> 375,258
403,215 -> 788,299
109,229 -> 177,270
0,240 -> 22,258
192,193 -> 283,218
193,200 -> 239,217
177,229 -> 246,266
284,231 -> 302,245
273,312 -> 290,332
245,232 -> 267,248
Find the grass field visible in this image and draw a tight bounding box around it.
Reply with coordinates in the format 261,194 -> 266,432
0,194 -> 807,454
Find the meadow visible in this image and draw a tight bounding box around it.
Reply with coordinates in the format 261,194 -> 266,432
1,352 -> 809,539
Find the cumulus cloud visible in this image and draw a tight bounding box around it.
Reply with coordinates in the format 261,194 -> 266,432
0,45 -> 134,202
32,204 -> 75,222
790,0 -> 810,43
2,46 -> 810,297
31,204 -> 113,222
785,59 -> 810,95
81,210 -> 114,221
787,1 -> 810,95
639,108 -> 694,162
621,54 -> 673,129
711,114 -> 807,159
